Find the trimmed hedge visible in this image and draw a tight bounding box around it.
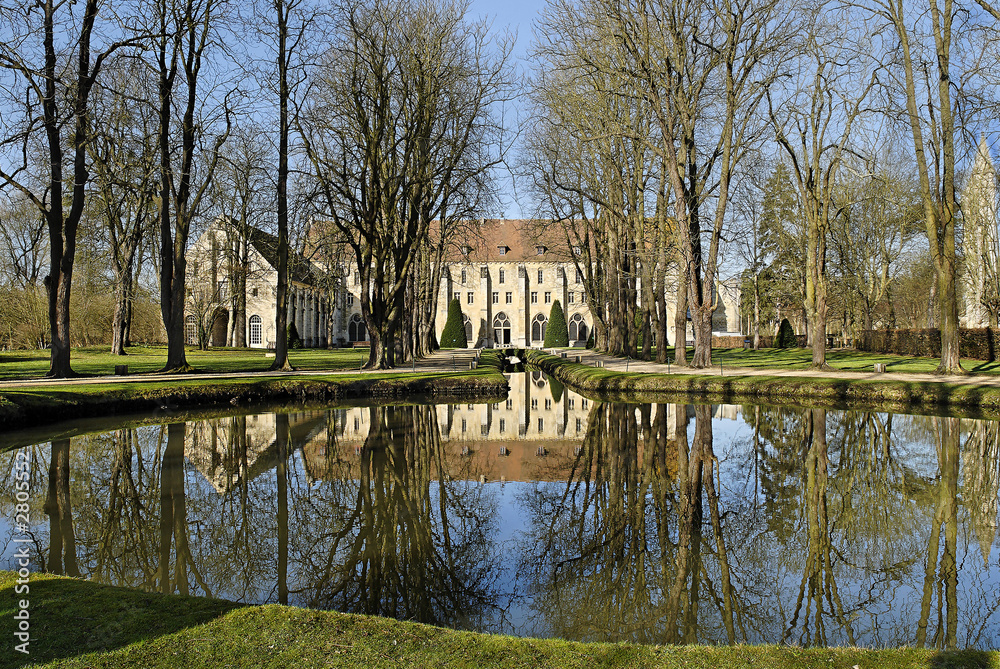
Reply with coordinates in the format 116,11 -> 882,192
287,323 -> 303,349
440,298 -> 468,349
858,327 -> 1000,361
775,319 -> 797,348
711,334 -> 807,349
545,300 -> 569,347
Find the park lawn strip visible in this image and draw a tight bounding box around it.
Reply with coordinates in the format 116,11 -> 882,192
667,346 -> 1000,374
0,355 -> 506,433
528,351 -> 1000,414
1,571 -> 993,669
0,346 -> 372,381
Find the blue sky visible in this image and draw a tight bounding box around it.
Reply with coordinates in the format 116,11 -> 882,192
469,0 -> 542,56
469,0 -> 544,218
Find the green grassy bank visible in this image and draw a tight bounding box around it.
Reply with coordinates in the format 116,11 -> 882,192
0,352 -> 506,433
683,345 -> 1000,375
0,346 -> 375,381
1,571 -> 994,669
527,351 -> 1000,414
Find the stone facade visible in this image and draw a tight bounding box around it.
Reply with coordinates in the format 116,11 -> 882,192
187,218 -> 742,349
961,137 -> 999,328
185,219 -> 331,349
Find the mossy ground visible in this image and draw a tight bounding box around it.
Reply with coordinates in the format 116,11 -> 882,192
1,571 -> 994,669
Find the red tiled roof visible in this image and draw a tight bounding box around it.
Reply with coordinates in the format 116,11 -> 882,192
443,219 -> 578,263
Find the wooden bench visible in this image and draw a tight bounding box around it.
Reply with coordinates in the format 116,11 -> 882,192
352,341 -> 370,348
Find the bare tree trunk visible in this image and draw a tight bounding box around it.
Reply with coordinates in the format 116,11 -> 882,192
271,0 -> 294,371
753,274 -> 761,349
674,267 -> 689,366
111,273 -> 131,355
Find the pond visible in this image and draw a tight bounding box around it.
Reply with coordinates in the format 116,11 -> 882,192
1,372 -> 999,649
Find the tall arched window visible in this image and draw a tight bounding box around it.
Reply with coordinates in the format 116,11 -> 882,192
569,313 -> 588,342
348,314 -> 367,342
493,312 -> 511,346
462,315 -> 473,344
249,315 -> 262,346
185,315 -> 197,345
531,314 -> 548,343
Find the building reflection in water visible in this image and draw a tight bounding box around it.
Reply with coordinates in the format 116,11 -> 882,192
2,374 -> 999,648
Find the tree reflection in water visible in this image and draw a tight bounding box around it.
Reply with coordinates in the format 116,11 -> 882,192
44,439 -> 78,576
517,401 -> 1000,647
297,405 -> 501,628
2,394 -> 999,648
916,416 -> 960,649
516,402 -> 741,644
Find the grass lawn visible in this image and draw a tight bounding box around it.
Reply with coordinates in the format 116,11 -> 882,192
0,345 -> 371,381
657,346 -> 1000,375
1,571 -> 994,669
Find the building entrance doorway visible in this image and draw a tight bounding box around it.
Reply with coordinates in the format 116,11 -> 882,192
493,312 -> 511,346
211,308 -> 229,347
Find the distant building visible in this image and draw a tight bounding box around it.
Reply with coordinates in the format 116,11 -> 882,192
185,218 -> 331,348
430,219 -> 742,348
185,218 -> 742,349
961,137 -> 999,328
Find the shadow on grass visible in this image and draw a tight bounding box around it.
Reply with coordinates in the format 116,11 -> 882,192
929,650 -> 996,668
0,574 -> 243,668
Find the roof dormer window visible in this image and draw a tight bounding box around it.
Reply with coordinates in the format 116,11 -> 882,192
461,244 -> 472,255
536,245 -> 547,255
497,245 -> 509,256
573,245 -> 582,256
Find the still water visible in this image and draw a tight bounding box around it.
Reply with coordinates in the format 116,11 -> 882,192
2,372 -> 999,649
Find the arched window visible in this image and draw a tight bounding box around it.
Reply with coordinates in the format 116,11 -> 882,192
348,314 -> 367,342
493,311 -> 511,346
185,315 -> 197,345
249,315 -> 262,346
531,313 -> 547,343
569,313 -> 588,342
462,315 -> 473,343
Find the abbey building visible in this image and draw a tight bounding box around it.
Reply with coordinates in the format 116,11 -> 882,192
184,218 -> 741,350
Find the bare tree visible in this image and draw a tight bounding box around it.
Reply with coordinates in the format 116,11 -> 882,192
89,57 -> 159,355
0,193 -> 49,349
528,2 -> 665,357
600,0 -> 793,367
830,146 -> 923,334
729,159 -> 778,349
154,0 -> 234,372
301,0 -> 514,368
255,0 -> 316,368
866,0 -> 967,372
0,0 -> 141,376
768,16 -> 877,368
209,126 -> 276,347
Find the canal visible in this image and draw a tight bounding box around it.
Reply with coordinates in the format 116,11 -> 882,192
1,372 -> 998,648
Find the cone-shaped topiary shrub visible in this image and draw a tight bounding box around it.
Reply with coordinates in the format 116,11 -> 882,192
287,323 -> 303,349
545,300 -> 569,347
549,375 -> 564,403
440,298 -> 468,349
775,318 -> 797,348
